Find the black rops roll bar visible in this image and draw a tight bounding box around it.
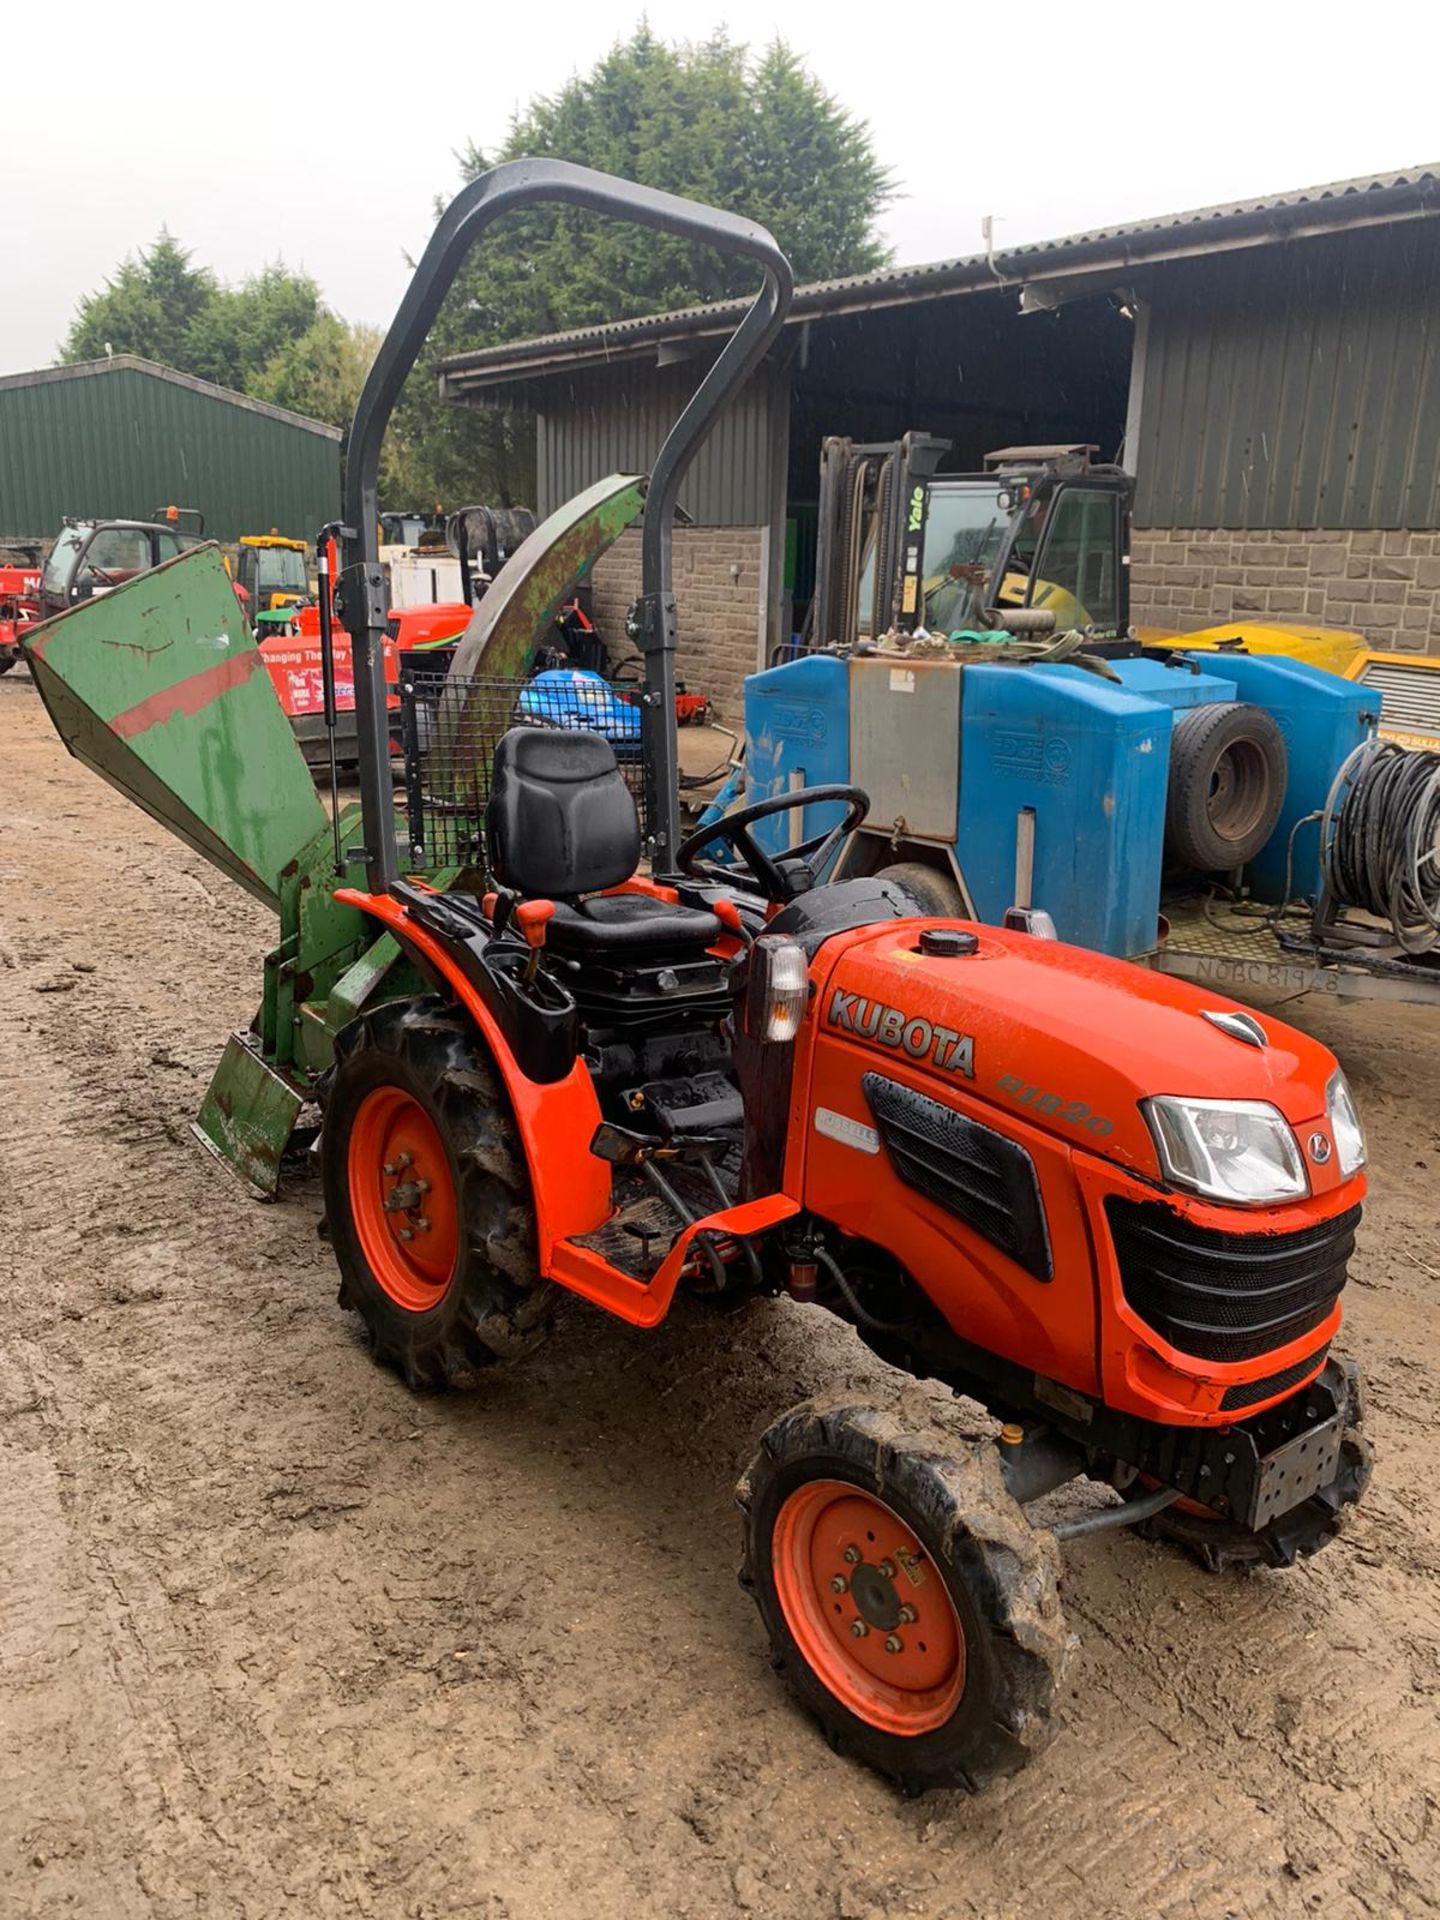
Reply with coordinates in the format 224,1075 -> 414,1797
338,158 -> 794,893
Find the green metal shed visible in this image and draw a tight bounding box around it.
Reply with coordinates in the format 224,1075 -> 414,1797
0,356 -> 341,544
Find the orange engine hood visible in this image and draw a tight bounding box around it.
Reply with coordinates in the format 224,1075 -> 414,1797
815,922 -> 1350,1194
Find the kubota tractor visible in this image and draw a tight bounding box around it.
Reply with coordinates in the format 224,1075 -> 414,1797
23,162 -> 1372,1795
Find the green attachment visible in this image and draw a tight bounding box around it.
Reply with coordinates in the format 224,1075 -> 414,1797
23,545 -> 326,909
193,1031 -> 307,1199
447,472 -> 646,681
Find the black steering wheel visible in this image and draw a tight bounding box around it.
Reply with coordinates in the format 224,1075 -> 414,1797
676,784 -> 869,902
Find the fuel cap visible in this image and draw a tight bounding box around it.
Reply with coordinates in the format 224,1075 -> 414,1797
918,927 -> 978,957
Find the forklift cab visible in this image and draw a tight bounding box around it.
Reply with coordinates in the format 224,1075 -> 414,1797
38,519 -> 201,620
848,442 -> 1131,646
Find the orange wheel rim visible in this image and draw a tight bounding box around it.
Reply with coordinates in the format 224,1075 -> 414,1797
772,1480 -> 965,1737
348,1087 -> 459,1312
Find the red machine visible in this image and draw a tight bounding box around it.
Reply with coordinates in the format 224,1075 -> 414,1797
256,556 -> 469,762
0,551 -> 42,673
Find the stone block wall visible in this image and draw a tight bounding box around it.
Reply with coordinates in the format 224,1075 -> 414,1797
1129,528 -> 1440,653
587,526 -> 766,726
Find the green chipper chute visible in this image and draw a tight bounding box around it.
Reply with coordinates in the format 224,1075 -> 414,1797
20,476 -> 649,1194
23,545 -> 399,1193
26,546 -> 327,906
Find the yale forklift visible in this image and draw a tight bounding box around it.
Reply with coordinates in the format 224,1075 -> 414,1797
26,161 -> 1371,1794
807,432 -> 1132,656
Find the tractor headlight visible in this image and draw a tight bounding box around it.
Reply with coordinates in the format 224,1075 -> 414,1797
745,935 -> 810,1043
1143,1095 -> 1309,1206
1326,1069 -> 1367,1179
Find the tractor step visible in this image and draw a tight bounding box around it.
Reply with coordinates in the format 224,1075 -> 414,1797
570,1193 -> 679,1279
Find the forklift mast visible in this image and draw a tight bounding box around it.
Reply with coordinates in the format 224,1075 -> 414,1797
336,159 -> 793,893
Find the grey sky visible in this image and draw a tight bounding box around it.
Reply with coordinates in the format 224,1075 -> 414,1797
6,0 -> 1435,375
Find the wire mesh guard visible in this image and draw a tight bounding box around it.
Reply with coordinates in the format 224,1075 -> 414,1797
398,669 -> 649,871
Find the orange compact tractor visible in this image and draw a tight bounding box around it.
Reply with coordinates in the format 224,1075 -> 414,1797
28,164 -> 1372,1794
317,166 -> 1370,1792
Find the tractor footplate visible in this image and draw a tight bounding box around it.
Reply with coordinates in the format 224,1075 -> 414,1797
572,1194 -> 679,1278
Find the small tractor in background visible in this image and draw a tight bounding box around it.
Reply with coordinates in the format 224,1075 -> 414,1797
254,505 -> 533,766
236,531 -> 311,633
34,513 -> 206,622
23,162 -> 1376,1794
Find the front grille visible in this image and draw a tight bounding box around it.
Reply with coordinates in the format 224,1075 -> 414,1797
1105,1199 -> 1360,1363
1218,1344 -> 1329,1412
863,1073 -> 1052,1281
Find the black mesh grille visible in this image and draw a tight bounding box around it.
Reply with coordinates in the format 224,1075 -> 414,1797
863,1073 -> 1052,1281
1106,1199 -> 1360,1363
1219,1345 -> 1330,1411
397,669 -> 648,871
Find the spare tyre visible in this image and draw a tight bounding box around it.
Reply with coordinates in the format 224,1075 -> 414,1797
1166,701 -> 1287,871
875,860 -> 965,916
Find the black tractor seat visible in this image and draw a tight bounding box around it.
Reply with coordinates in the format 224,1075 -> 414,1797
486,727 -> 720,960
546,891 -> 719,959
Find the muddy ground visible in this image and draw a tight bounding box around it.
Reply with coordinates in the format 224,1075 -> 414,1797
1,667 -> 1437,1920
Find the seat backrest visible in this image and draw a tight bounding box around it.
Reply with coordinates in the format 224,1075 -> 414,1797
486,726 -> 640,896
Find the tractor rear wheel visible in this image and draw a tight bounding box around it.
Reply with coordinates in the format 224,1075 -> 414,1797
738,1401 -> 1067,1794
320,997 -> 552,1388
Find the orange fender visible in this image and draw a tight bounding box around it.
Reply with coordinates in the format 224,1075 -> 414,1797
335,889 -> 612,1256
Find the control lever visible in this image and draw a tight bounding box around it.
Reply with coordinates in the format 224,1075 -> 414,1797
713,897 -> 753,948
514,900 -> 555,985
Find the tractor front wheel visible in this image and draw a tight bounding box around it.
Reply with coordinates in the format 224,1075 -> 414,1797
738,1401 -> 1068,1794
320,997 -> 552,1388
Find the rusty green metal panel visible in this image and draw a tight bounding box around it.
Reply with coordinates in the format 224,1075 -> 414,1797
193,1031 -> 306,1199
448,472 -> 646,680
23,544 -> 326,907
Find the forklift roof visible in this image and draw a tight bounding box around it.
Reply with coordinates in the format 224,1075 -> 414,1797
984,444 -> 1098,468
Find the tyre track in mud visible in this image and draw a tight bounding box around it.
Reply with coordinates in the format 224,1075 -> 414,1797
1,673 -> 1438,1919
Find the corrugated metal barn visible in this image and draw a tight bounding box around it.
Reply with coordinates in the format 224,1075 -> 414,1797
0,356 -> 341,544
440,164 -> 1440,713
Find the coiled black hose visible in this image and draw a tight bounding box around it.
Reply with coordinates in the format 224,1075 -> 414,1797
1322,739 -> 1440,953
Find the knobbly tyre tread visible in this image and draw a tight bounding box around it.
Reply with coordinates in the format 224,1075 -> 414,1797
1131,1357 -> 1372,1572
320,995 -> 552,1389
737,1398 -> 1068,1794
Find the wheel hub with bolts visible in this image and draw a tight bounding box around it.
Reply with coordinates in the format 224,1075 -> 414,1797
770,1480 -> 965,1734
347,1086 -> 459,1312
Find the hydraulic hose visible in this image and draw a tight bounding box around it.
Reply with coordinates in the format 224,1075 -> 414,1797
1321,738 -> 1440,954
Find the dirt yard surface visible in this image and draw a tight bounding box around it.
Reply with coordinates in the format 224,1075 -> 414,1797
2,667 -> 1437,1920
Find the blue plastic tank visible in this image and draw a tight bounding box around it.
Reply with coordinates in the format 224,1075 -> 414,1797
742,652 -> 852,854
1107,656 -> 1238,710
1173,652 -> 1378,902
957,663 -> 1173,956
